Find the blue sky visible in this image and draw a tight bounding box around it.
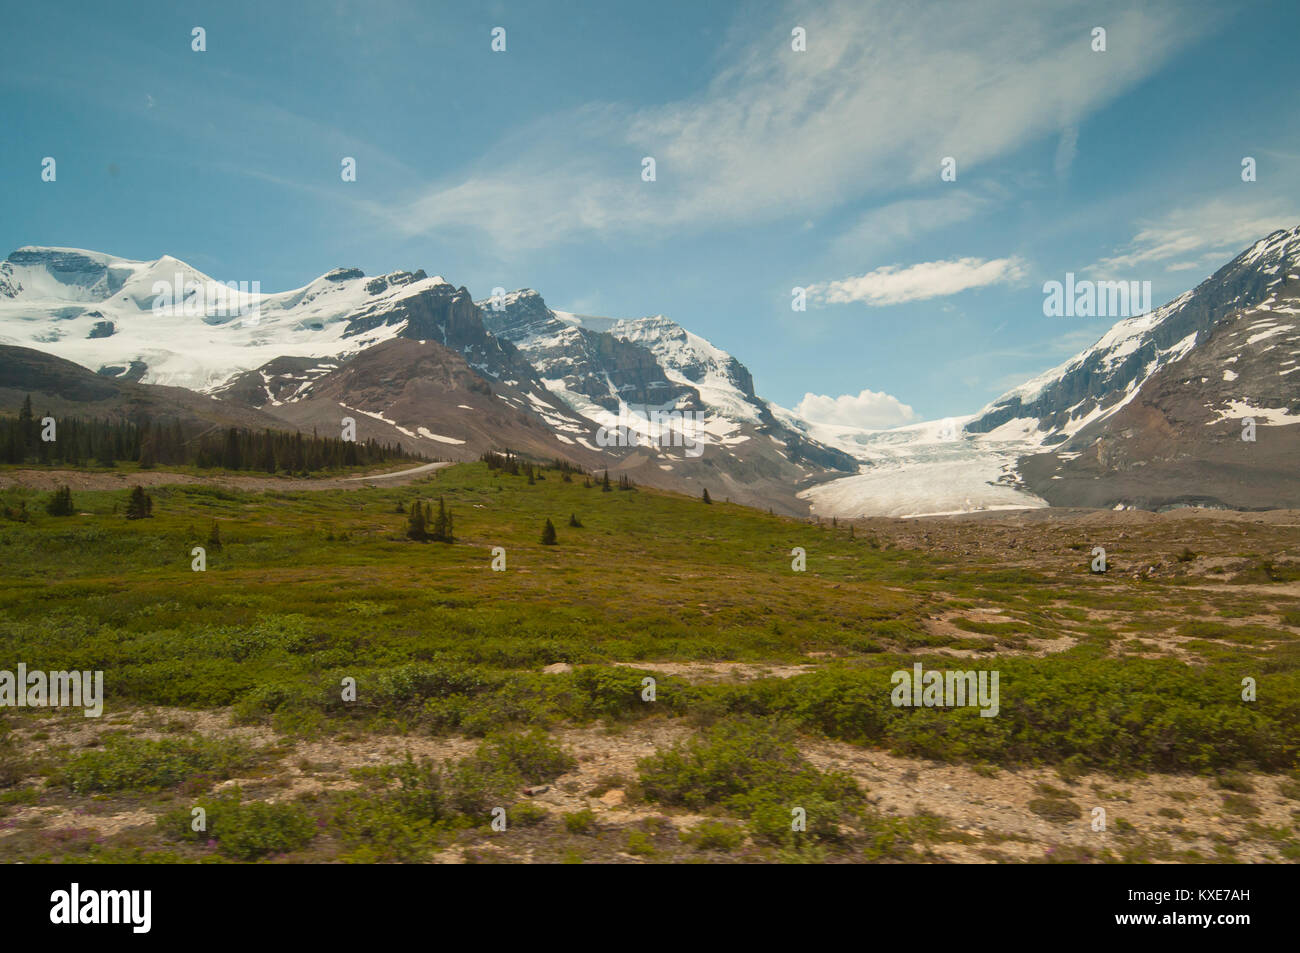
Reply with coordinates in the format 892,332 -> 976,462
3,0 -> 1298,426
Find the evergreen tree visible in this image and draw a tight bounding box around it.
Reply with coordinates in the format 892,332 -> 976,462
45,485 -> 74,516
601,470 -> 612,492
18,395 -> 34,456
429,496 -> 454,543
406,499 -> 427,541
584,475 -> 592,489
394,500 -> 406,513
568,513 -> 582,528
258,431 -> 277,473
207,520 -> 223,552
702,488 -> 712,504
541,518 -> 557,546
222,427 -> 243,470
125,485 -> 153,519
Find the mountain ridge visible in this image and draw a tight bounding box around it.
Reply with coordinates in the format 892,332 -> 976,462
4,227 -> 1298,515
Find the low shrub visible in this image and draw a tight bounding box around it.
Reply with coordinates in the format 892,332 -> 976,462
51,734 -> 261,794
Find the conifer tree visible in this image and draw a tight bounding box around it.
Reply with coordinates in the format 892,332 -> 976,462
601,470 -> 612,492
222,427 -> 243,470
125,485 -> 153,519
406,499 -> 427,540
429,496 -> 454,543
45,485 -> 74,516
207,520 -> 223,551
568,513 -> 582,528
541,518 -> 557,545
18,395 -> 34,455
702,487 -> 712,504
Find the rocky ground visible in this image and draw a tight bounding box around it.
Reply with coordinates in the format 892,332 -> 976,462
2,704 -> 1296,864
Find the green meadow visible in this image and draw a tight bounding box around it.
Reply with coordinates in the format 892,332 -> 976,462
1,462 -> 1298,862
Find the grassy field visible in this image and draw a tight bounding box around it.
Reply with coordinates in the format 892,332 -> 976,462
1,462 -> 1298,863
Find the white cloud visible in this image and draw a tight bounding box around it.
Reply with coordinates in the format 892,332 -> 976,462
795,389 -> 920,430
809,257 -> 1026,306
1091,197 -> 1299,274
382,0 -> 1211,248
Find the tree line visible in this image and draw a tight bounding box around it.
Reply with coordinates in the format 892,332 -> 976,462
1,396 -> 425,473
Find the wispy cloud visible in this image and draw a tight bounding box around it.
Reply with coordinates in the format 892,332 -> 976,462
830,190 -> 996,256
1090,197 -> 1299,274
381,0 -> 1212,249
809,257 -> 1026,306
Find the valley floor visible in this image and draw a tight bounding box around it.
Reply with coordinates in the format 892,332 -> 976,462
1,462 -> 1298,863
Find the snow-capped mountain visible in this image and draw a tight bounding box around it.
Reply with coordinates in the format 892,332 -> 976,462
1017,228 -> 1300,510
798,226 -> 1300,516
967,227 -> 1300,446
0,247 -> 430,390
0,245 -> 600,448
6,227 -> 1296,516
0,247 -> 856,513
477,289 -> 695,415
478,288 -> 858,510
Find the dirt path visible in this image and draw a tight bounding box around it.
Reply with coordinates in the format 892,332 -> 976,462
340,462 -> 449,483
0,461 -> 454,493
